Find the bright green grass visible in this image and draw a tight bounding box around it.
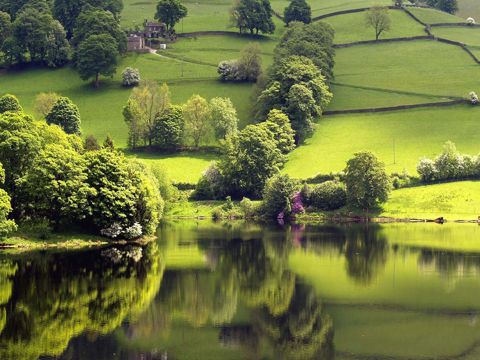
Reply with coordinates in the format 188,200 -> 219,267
165,34 -> 277,68
323,9 -> 425,44
380,181 -> 480,220
432,26 -> 480,47
328,84 -> 448,111
408,6 -> 465,24
284,105 -> 480,178
121,0 -> 232,32
334,40 -> 480,99
129,152 -> 216,183
270,0 -> 391,18
1,53 -> 256,147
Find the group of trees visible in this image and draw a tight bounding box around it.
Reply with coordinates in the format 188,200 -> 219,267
230,0 -> 275,34
284,0 -> 311,25
195,109 -> 295,199
0,93 -> 164,239
426,0 -> 458,14
0,0 -> 126,86
256,22 -> 334,143
123,81 -> 239,149
417,141 -> 480,182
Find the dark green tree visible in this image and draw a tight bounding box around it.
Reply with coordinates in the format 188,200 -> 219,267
44,19 -> 71,67
45,96 -> 81,134
0,11 -> 11,45
262,173 -> 296,219
153,105 -> 184,149
344,151 -> 391,211
73,8 -> 126,54
154,0 -> 187,31
75,34 -> 119,87
284,0 -> 311,25
219,124 -> 285,198
230,0 -> 275,34
0,94 -> 22,113
259,109 -> 295,154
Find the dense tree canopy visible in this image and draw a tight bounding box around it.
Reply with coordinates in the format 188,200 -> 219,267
0,163 -> 16,237
75,33 -> 119,87
153,105 -> 184,149
73,8 -> 126,54
344,151 -> 391,210
210,97 -> 238,140
155,0 -> 187,31
0,94 -> 22,114
284,0 -> 311,25
427,0 -> 458,14
230,0 -> 275,34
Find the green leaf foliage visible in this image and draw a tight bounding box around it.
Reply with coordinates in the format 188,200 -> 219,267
284,0 -> 311,25
153,105 -> 184,149
0,94 -> 22,114
155,0 -> 188,31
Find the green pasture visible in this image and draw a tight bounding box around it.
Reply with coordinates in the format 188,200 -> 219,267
327,84 -> 448,110
121,0 -> 232,32
334,40 -> 480,99
165,34 -> 277,68
380,181 -> 480,220
408,6 -> 465,24
270,0 -> 391,18
1,53 -> 256,147
323,9 -> 425,44
431,26 -> 480,59
284,105 -> 480,178
130,151 -> 216,183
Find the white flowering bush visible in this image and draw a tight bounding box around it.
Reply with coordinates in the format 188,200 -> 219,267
467,17 -> 476,25
470,91 -> 478,105
124,222 -> 143,239
100,222 -> 123,238
122,67 -> 141,87
217,60 -> 240,81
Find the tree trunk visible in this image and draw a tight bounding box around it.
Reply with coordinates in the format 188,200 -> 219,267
95,73 -> 99,88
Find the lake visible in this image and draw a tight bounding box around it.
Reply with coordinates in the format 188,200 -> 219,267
1,221 -> 480,359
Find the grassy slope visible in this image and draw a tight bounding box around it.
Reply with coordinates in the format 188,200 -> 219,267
284,105 -> 480,177
323,9 -> 425,44
334,40 -> 479,99
457,0 -> 480,20
380,181 -> 480,220
270,0 -> 391,17
408,6 -> 465,24
431,26 -> 480,59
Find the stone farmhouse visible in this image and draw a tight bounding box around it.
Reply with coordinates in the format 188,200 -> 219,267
127,20 -> 168,51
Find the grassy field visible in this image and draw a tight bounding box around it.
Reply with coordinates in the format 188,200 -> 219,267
284,105 -> 480,177
380,181 -> 480,220
1,53 -> 256,147
165,33 -> 277,68
431,26 -> 480,60
408,7 -> 465,24
270,0 -> 392,18
129,151 -> 216,183
334,40 -> 479,99
323,9 -> 425,44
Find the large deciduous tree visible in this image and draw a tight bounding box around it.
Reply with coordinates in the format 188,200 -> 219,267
230,0 -> 275,35
0,11 -> 11,45
153,104 -> 184,149
45,96 -> 81,134
365,6 -> 391,40
75,34 -> 119,88
210,97 -> 238,140
284,0 -> 311,25
0,162 -> 16,237
155,0 -> 187,31
344,151 -> 391,211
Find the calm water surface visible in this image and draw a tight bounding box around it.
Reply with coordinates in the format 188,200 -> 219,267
2,221 -> 480,359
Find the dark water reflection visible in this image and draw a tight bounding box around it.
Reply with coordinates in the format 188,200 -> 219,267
1,222 -> 480,359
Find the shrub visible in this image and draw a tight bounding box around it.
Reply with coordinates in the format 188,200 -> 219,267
218,60 -> 240,81
467,17 -> 475,25
310,181 -> 346,210
262,174 -> 297,219
469,91 -> 478,105
122,67 -> 141,87
153,105 -> 184,149
239,197 -> 257,218
193,162 -> 226,200
237,43 -> 262,82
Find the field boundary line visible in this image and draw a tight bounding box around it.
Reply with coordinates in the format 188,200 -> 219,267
333,35 -> 433,48
311,5 -> 397,22
323,99 -> 468,115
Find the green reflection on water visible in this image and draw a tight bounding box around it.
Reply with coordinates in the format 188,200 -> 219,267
1,222 -> 480,359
